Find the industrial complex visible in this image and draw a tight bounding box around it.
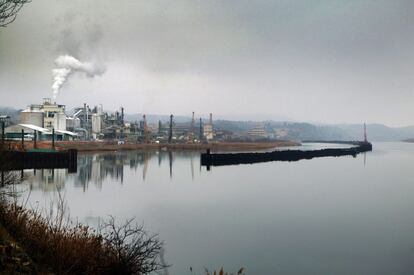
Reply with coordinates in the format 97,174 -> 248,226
1,98 -> 218,144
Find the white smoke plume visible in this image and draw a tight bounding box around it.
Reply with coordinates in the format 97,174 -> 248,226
52,55 -> 105,99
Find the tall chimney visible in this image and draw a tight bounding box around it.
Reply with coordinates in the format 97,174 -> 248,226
364,123 -> 367,142
143,114 -> 148,143
209,113 -> 213,125
83,103 -> 88,130
191,112 -> 195,136
168,114 -> 173,143
199,118 -> 203,140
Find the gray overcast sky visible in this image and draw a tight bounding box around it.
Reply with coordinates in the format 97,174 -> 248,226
0,0 -> 413,126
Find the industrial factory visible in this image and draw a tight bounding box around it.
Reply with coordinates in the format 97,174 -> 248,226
2,98 -> 217,143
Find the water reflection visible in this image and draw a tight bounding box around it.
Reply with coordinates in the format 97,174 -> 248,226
24,168 -> 67,192
23,150 -> 200,192
16,143 -> 414,274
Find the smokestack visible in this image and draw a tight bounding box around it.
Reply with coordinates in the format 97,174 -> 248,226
143,114 -> 148,143
83,103 -> 87,128
168,114 -> 173,143
199,118 -> 203,140
209,113 -> 213,125
364,123 -> 367,142
191,111 -> 195,136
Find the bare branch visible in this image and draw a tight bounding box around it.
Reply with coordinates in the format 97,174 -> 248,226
101,216 -> 170,274
0,0 -> 30,27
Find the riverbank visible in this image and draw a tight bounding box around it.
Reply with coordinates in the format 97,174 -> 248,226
3,140 -> 300,152
64,141 -> 299,152
0,198 -> 167,274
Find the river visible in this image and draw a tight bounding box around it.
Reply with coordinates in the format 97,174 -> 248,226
16,142 -> 414,274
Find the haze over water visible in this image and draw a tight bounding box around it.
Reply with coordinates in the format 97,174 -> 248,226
18,143 -> 414,274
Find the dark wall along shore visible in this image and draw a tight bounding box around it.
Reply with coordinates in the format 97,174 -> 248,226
201,141 -> 373,168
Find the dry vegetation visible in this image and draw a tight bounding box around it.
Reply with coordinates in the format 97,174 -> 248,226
0,199 -> 168,274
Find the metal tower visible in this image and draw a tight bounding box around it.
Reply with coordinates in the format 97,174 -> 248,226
190,111 -> 195,139
143,114 -> 149,143
199,118 -> 203,141
168,114 -> 173,143
121,107 -> 125,126
364,123 -> 367,142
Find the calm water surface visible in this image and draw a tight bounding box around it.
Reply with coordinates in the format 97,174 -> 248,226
19,142 -> 414,274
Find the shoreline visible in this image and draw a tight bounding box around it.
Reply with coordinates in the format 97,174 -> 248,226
4,140 -> 301,153
57,141 -> 301,152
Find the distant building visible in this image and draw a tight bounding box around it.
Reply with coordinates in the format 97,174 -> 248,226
203,113 -> 214,141
247,126 -> 268,138
203,124 -> 214,140
4,124 -> 76,141
66,117 -> 80,132
20,98 -> 66,131
42,99 -> 66,131
274,128 -> 289,139
20,105 -> 44,127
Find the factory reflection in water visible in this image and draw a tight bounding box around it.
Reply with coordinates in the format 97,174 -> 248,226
23,150 -> 200,192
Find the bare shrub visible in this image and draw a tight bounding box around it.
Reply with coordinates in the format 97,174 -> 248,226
0,193 -> 168,274
101,216 -> 169,274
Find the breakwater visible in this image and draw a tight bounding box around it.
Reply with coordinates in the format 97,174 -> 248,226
0,149 -> 78,173
201,141 -> 372,168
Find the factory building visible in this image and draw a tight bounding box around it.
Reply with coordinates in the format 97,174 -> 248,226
20,98 -> 67,131
20,106 -> 44,127
4,124 -> 76,141
8,98 -> 75,140
247,126 -> 268,138
66,117 -> 81,132
203,113 -> 215,141
69,104 -> 106,140
41,99 -> 66,131
7,98 -> 222,144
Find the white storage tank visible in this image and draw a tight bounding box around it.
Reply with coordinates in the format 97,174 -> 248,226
92,113 -> 102,134
20,110 -> 44,127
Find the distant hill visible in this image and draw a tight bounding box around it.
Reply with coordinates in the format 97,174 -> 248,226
214,120 -> 414,141
121,115 -> 414,141
214,120 -> 350,141
335,124 -> 414,141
